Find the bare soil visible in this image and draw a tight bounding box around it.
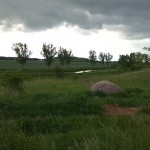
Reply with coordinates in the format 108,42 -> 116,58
105,104 -> 142,116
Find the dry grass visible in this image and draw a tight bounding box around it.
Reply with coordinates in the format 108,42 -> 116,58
105,104 -> 142,116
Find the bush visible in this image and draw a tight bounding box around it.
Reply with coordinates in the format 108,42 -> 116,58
1,71 -> 24,93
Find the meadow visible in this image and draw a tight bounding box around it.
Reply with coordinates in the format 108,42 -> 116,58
0,59 -> 150,149
0,58 -> 111,70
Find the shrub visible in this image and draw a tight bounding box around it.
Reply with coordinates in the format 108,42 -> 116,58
1,71 -> 24,93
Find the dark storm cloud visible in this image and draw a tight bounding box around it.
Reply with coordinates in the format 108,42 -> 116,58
0,0 -> 150,38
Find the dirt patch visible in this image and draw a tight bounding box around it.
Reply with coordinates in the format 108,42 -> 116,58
105,104 -> 142,116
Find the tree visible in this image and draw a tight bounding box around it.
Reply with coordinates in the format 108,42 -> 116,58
58,47 -> 73,67
98,52 -> 113,65
12,42 -> 32,69
142,47 -> 150,64
98,52 -> 105,64
89,50 -> 97,67
58,47 -> 67,66
130,52 -> 149,64
65,49 -> 73,68
143,53 -> 150,64
143,47 -> 150,51
41,43 -> 57,69
118,54 -> 130,71
105,53 -> 113,65
118,52 -> 149,72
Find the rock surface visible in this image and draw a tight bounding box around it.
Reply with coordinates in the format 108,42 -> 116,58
91,80 -> 125,95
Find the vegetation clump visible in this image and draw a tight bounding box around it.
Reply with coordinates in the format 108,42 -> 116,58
41,43 -> 57,69
58,47 -> 73,68
118,52 -> 150,72
89,50 -> 97,67
1,71 -> 24,93
98,52 -> 113,65
12,42 -> 32,69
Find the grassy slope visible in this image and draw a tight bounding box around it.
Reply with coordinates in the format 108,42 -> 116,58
0,68 -> 150,149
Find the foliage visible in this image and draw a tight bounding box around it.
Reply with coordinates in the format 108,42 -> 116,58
12,42 -> 32,69
89,50 -> 97,67
98,52 -> 113,64
143,53 -> 150,64
1,71 -> 24,93
58,47 -> 73,67
118,54 -> 130,71
105,53 -> 113,64
58,47 -> 66,66
143,47 -> 150,51
98,52 -> 105,64
118,52 -> 150,71
41,43 -> 57,69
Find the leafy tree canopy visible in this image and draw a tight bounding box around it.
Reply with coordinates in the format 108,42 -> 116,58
89,50 -> 97,66
12,42 -> 32,69
41,43 -> 57,68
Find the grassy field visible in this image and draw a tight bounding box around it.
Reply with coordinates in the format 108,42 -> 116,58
0,60 -> 150,149
0,59 -> 115,78
0,59 -> 113,70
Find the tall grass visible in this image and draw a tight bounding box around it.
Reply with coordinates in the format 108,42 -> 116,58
0,68 -> 150,149
0,115 -> 150,149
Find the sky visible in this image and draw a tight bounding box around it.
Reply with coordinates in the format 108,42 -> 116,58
0,0 -> 150,60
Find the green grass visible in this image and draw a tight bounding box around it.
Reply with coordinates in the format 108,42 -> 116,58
0,59 -> 115,79
0,65 -> 150,149
0,59 -> 112,70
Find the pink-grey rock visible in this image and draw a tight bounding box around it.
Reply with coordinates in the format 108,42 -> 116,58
91,80 -> 125,95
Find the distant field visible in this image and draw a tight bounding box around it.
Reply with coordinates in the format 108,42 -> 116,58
0,58 -> 115,70
0,59 -> 117,79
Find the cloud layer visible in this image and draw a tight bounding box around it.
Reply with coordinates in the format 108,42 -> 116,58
0,0 -> 150,39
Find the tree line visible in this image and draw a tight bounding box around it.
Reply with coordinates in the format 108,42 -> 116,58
11,42 -> 150,71
12,42 -> 73,69
118,51 -> 150,71
11,42 -> 114,69
89,49 -> 150,71
89,50 -> 113,66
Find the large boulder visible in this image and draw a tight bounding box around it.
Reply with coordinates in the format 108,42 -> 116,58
91,80 -> 125,95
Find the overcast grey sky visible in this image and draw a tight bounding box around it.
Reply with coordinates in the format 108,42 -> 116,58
0,0 -> 150,59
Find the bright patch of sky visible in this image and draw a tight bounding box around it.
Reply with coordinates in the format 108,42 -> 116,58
1,23 -> 148,61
